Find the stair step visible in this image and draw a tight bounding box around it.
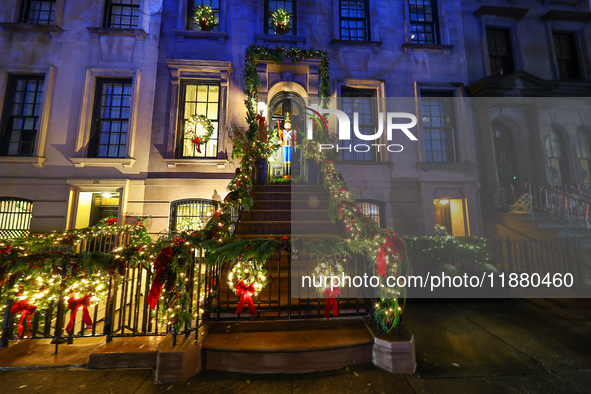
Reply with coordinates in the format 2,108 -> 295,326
251,191 -> 328,201
236,221 -> 338,235
252,200 -> 330,210
252,185 -> 325,193
88,336 -> 161,369
241,210 -> 331,221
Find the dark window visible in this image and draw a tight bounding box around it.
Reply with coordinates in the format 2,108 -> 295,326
575,130 -> 591,185
188,0 -> 220,32
89,78 -> 133,158
341,87 -> 378,162
0,197 -> 33,238
339,0 -> 369,41
409,0 -> 438,44
20,0 -> 56,25
544,127 -> 565,186
486,28 -> 514,76
0,75 -> 44,157
265,0 -> 296,35
553,32 -> 581,80
178,82 -> 220,158
420,91 -> 458,163
105,0 -> 140,29
357,200 -> 384,228
169,198 -> 217,233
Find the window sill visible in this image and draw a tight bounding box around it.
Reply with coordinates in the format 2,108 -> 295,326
173,30 -> 228,42
0,156 -> 46,167
254,34 -> 306,47
402,43 -> 454,55
69,157 -> 135,168
87,27 -> 146,40
330,39 -> 382,51
164,159 -> 228,169
0,22 -> 62,35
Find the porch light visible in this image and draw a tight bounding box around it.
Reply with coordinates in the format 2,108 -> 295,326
257,101 -> 267,117
439,199 -> 449,205
102,192 -> 113,198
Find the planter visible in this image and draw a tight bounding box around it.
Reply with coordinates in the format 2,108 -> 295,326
254,158 -> 268,185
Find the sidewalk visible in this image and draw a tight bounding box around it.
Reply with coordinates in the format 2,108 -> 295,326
0,299 -> 589,393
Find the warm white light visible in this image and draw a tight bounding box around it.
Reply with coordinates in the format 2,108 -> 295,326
257,102 -> 267,117
102,192 -> 113,198
439,199 -> 449,205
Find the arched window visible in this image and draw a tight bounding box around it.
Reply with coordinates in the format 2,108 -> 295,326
356,200 -> 384,228
575,129 -> 591,185
0,198 -> 33,238
169,199 -> 217,233
544,127 -> 564,186
492,123 -> 518,186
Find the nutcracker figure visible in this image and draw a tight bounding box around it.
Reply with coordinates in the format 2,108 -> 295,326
279,112 -> 296,176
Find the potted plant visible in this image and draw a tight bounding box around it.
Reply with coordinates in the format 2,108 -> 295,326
271,9 -> 291,35
193,5 -> 217,31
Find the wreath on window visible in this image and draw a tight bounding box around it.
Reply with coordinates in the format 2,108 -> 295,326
271,9 -> 291,34
185,115 -> 215,153
193,5 -> 218,31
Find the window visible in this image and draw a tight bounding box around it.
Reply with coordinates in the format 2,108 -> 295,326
105,0 -> 140,29
486,28 -> 514,76
341,87 -> 377,162
0,75 -> 45,157
420,91 -> 458,163
493,123 -> 518,186
265,0 -> 296,35
178,81 -> 220,158
0,198 -> 33,238
357,200 -> 383,228
575,130 -> 591,185
20,0 -> 56,25
188,0 -> 220,32
544,127 -> 564,186
339,0 -> 369,41
89,78 -> 133,158
409,0 -> 438,44
553,32 -> 581,80
169,199 -> 217,233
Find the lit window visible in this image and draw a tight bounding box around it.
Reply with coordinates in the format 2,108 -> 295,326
357,200 -> 383,228
170,199 -> 218,233
89,78 -> 133,158
265,0 -> 296,35
341,87 -> 378,162
0,75 -> 45,156
486,28 -> 514,76
0,198 -> 33,238
189,0 -> 220,32
21,0 -> 56,25
105,0 -> 140,29
409,0 -> 438,44
553,31 -> 581,80
339,0 -> 369,41
420,91 -> 458,163
434,198 -> 467,236
178,81 -> 220,158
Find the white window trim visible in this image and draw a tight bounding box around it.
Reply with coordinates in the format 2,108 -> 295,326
414,82 -> 468,164
72,68 -> 141,167
0,65 -> 55,167
335,79 -> 386,162
480,19 -> 521,77
165,59 -> 232,161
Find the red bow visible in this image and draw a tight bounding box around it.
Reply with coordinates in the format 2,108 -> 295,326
192,136 -> 202,153
322,287 -> 340,319
10,299 -> 37,338
235,281 -> 257,316
65,295 -> 93,334
147,246 -> 174,309
377,236 -> 396,276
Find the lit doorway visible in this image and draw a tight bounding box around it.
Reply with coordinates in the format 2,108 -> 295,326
74,192 -> 120,228
434,198 -> 468,236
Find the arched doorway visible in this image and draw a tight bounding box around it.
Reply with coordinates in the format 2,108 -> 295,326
492,123 -> 519,186
267,92 -> 306,179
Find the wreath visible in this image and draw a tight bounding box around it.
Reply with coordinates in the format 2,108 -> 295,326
313,260 -> 346,319
227,260 -> 268,315
271,9 -> 291,34
193,5 -> 217,31
185,114 -> 215,153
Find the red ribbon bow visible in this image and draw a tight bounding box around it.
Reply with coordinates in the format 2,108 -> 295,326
322,287 -> 340,319
65,295 -> 93,334
192,136 -> 202,153
10,299 -> 37,339
377,235 -> 396,276
235,281 -> 257,316
147,246 -> 174,309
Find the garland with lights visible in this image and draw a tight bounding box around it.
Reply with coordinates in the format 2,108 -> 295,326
313,260 -> 347,319
185,114 -> 215,153
270,9 -> 291,34
193,4 -> 217,31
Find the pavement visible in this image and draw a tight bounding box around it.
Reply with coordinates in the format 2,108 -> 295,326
0,298 -> 590,393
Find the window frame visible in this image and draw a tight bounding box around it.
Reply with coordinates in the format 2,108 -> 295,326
88,77 -> 134,159
187,0 -> 221,32
264,0 -> 297,36
339,0 -> 370,41
0,197 -> 33,238
103,0 -> 141,29
356,199 -> 384,228
552,30 -> 582,80
340,86 -> 379,163
19,0 -> 57,25
418,90 -> 459,164
575,128 -> 591,185
544,126 -> 566,186
169,198 -> 218,233
407,0 -> 439,45
176,80 -> 221,159
485,27 -> 515,76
